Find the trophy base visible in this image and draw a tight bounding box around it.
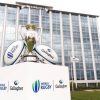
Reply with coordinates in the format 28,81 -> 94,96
23,54 -> 38,62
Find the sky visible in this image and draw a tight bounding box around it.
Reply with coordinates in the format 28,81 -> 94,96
1,0 -> 100,15
1,0 -> 100,28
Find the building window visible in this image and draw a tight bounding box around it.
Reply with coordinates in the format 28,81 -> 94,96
52,12 -> 62,65
19,8 -> 28,25
41,10 -> 50,46
4,7 -> 17,50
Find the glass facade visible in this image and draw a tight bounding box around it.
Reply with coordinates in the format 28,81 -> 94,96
52,12 -> 62,65
72,15 -> 84,80
41,10 -> 50,46
62,14 -> 71,66
62,14 -> 72,79
31,8 -> 39,26
89,17 -> 100,80
19,8 -> 28,25
81,16 -> 94,80
0,2 -> 100,84
0,5 -> 5,62
4,7 -> 17,50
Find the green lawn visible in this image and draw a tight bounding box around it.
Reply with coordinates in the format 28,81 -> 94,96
71,91 -> 100,100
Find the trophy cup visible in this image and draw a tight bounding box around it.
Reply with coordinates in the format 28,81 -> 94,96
20,24 -> 40,62
19,24 -> 58,64
4,23 -> 58,65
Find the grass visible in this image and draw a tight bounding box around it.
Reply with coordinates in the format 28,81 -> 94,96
71,90 -> 100,100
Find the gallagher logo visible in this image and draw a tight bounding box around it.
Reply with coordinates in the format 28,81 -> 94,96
32,80 -> 40,93
55,80 -> 67,88
10,80 -> 23,91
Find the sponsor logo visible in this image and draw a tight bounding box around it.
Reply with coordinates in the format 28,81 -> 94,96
0,83 -> 7,91
7,45 -> 18,59
14,80 -> 19,85
55,80 -> 67,88
41,49 -> 54,59
59,80 -> 63,84
10,45 -> 18,53
10,80 -> 23,91
41,82 -> 52,89
32,80 -> 40,93
47,49 -> 51,52
32,80 -> 52,93
7,52 -> 13,59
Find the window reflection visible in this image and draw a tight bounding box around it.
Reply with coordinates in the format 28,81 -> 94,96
52,12 -> 62,65
89,17 -> 100,79
31,8 -> 39,26
81,16 -> 94,80
41,10 -> 50,46
0,6 -> 5,62
19,8 -> 28,25
72,15 -> 84,80
4,7 -> 17,50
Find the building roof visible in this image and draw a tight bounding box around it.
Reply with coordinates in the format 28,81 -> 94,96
16,2 -> 53,10
0,2 -> 20,8
51,10 -> 99,17
0,2 -> 99,17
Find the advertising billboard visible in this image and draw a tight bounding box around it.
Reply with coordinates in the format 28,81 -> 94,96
0,62 -> 71,100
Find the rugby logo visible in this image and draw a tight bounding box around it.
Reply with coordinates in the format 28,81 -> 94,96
32,80 -> 52,93
32,80 -> 40,93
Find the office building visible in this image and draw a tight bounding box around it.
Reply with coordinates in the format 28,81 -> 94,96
0,2 -> 100,87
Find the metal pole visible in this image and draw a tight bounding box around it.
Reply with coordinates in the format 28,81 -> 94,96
28,6 -> 31,24
15,6 -> 20,40
71,57 -> 79,91
0,5 -> 7,67
71,62 -> 74,91
39,8 -> 42,45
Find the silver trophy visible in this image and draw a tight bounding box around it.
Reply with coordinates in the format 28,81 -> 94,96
4,24 -> 58,65
20,24 -> 40,62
